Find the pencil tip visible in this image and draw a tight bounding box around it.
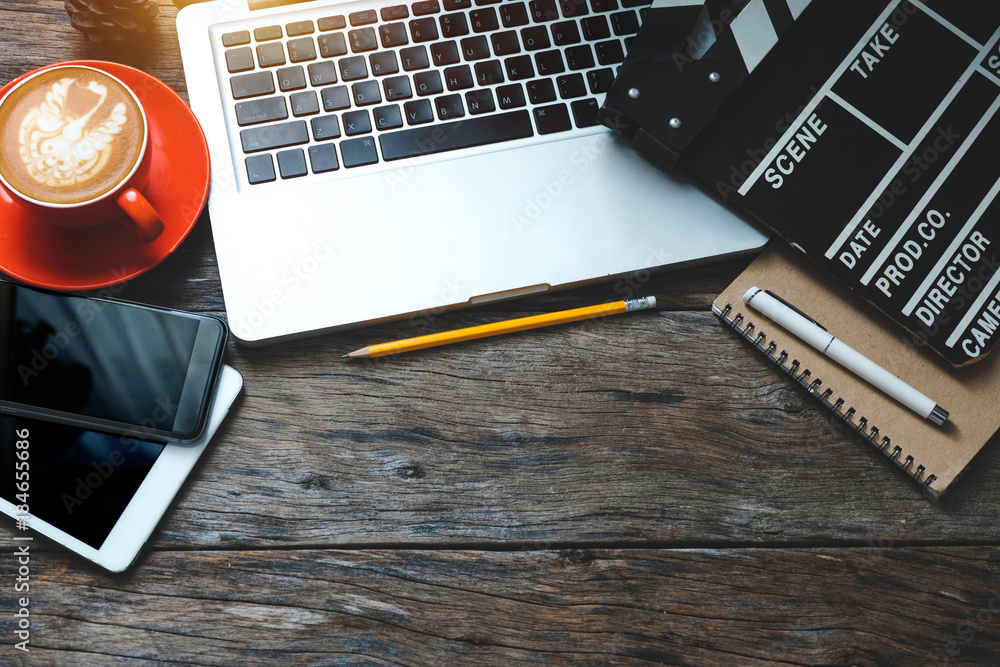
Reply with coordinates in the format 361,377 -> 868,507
341,354 -> 351,359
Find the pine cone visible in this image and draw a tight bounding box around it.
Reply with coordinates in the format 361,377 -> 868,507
65,0 -> 159,44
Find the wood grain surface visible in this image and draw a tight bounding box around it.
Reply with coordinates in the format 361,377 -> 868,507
1,2 -> 999,665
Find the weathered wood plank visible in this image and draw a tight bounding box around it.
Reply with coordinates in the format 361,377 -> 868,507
3,546 -> 999,665
5,310 -> 999,554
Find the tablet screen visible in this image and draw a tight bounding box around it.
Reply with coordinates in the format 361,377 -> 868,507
0,416 -> 164,549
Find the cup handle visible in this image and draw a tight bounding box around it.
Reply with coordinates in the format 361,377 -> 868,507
116,188 -> 165,242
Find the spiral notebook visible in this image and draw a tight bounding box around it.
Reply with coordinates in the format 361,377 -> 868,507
714,244 -> 1000,496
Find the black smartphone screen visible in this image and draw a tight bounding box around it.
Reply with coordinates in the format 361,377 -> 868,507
0,282 -> 224,438
0,416 -> 164,549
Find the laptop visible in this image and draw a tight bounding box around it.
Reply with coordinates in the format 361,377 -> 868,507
175,0 -> 767,344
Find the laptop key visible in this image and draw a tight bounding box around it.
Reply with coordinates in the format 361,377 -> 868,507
240,120 -> 309,152
491,31 -> 520,56
443,0 -> 471,8
319,33 -> 348,57
500,3 -> 529,27
587,67 -> 614,93
590,0 -> 616,10
226,47 -> 254,73
475,60 -> 504,85
341,136 -> 379,167
277,66 -> 306,91
381,5 -> 409,20
560,0 -> 588,18
245,154 -> 275,184
529,0 -> 559,22
466,88 -> 495,115
309,144 -> 340,172
504,55 -> 534,80
256,42 -> 286,67
370,51 -> 400,76
311,114 -> 342,140
435,93 -> 465,120
440,13 -> 470,38
496,83 -> 526,108
571,98 -> 599,127
431,41 -> 460,65
254,25 -> 282,41
403,99 -> 434,124
222,30 -> 250,47
527,78 -> 555,104
235,96 -> 288,126
286,20 -> 315,36
461,35 -> 490,60
231,71 -> 275,99
319,15 -> 347,30
414,70 -> 443,95
322,85 -> 352,110
412,0 -> 440,15
290,90 -> 320,116
521,26 -> 550,50
379,109 -> 533,160
581,16 -> 609,40
401,45 -> 431,70
556,73 -> 586,98
380,22 -> 409,47
565,44 -> 595,70
350,9 -> 379,26
535,49 -> 564,75
308,61 -> 338,85
444,65 -> 474,90
610,10 -> 638,35
340,56 -> 369,80
551,21 -> 580,45
384,75 -> 413,100
410,17 -> 439,42
277,148 -> 308,178
353,80 -> 382,105
288,37 -> 317,62
374,104 -> 404,130
350,28 -> 379,52
470,8 -> 499,32
343,109 -> 373,135
532,103 -> 571,134
595,39 -> 624,64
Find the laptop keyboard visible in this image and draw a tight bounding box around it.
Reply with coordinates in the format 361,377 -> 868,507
217,0 -> 648,185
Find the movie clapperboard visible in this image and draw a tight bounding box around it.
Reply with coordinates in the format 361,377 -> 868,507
601,0 -> 1000,366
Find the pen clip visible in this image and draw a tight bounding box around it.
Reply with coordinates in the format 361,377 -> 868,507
764,290 -> 827,331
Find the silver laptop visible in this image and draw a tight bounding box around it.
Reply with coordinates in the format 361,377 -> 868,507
176,0 -> 767,344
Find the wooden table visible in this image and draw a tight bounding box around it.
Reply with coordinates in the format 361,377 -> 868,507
3,2 -> 1000,664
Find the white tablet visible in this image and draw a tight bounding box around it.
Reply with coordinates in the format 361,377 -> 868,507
1,365 -> 243,571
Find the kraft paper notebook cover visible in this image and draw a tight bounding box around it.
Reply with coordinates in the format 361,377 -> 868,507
714,244 -> 1000,496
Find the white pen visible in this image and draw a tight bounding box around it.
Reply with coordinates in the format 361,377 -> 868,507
743,287 -> 949,426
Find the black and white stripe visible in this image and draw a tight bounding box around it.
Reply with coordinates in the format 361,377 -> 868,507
722,0 -> 813,75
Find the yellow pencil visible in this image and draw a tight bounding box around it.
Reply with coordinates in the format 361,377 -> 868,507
343,296 -> 657,359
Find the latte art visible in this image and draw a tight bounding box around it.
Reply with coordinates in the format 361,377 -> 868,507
0,67 -> 145,205
19,78 -> 128,190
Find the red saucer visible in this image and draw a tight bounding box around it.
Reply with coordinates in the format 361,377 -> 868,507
0,60 -> 210,290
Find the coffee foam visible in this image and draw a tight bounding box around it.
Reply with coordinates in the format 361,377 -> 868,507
0,67 -> 145,206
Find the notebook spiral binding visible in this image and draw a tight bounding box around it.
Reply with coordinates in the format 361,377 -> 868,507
718,303 -> 937,491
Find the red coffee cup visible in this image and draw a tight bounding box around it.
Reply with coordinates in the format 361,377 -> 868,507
0,64 -> 164,242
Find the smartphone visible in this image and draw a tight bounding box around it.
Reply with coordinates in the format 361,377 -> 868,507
0,281 -> 228,442
0,365 -> 243,571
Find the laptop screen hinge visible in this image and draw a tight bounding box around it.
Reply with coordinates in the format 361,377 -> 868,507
248,0 -> 313,10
